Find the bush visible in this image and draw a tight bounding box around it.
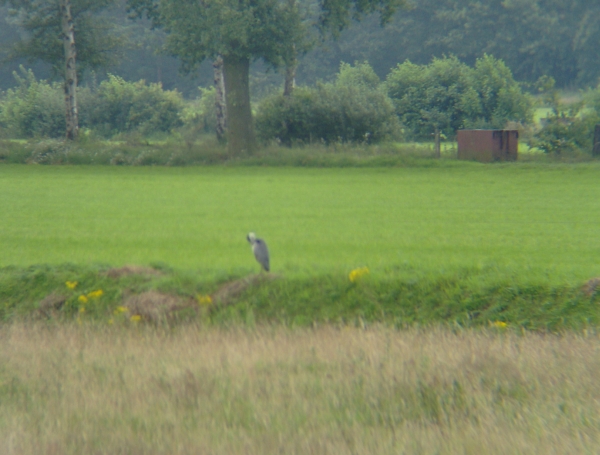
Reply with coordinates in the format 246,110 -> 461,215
0,67 -> 65,138
0,70 -> 185,139
255,62 -> 400,145
89,75 -> 184,137
179,86 -> 218,139
532,92 -> 599,154
385,55 -> 533,140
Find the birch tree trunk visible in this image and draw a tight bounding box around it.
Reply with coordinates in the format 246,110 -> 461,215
60,0 -> 78,140
283,45 -> 297,97
213,56 -> 227,143
223,55 -> 256,155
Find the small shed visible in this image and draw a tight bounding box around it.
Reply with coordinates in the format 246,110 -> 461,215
457,130 -> 518,162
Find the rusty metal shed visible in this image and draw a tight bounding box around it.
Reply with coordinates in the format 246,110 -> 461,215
457,130 -> 518,162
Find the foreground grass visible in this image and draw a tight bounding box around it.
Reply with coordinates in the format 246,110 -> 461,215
1,323 -> 599,455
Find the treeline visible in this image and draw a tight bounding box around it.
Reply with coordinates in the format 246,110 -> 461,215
1,0 -> 599,93
4,56 -> 600,156
318,0 -> 600,89
0,58 -> 534,142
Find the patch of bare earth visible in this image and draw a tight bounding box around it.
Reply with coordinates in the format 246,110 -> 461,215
123,291 -> 196,322
37,292 -> 67,317
210,273 -> 276,308
123,273 -> 277,321
583,277 -> 600,297
104,265 -> 164,279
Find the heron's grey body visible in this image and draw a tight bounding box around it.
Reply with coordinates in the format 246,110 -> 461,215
247,232 -> 270,272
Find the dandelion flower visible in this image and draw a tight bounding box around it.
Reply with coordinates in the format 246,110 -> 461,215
130,315 -> 142,322
349,267 -> 370,283
87,289 -> 104,299
65,281 -> 78,290
197,294 -> 213,306
114,306 -> 128,315
492,321 -> 507,328
79,306 -> 86,314
78,295 -> 88,304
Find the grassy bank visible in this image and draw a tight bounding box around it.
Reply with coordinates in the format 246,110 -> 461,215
1,263 -> 598,331
2,324 -> 600,455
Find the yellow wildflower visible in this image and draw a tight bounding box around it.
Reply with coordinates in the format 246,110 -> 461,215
79,306 -> 85,314
130,315 -> 142,322
197,294 -> 213,306
78,295 -> 88,304
108,318 -> 114,325
492,321 -> 507,328
114,306 -> 128,315
349,267 -> 370,283
65,281 -> 78,290
87,289 -> 104,299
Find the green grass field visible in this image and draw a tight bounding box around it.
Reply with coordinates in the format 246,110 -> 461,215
1,163 -> 599,283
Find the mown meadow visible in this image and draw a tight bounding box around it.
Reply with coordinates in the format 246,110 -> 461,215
1,163 -> 598,278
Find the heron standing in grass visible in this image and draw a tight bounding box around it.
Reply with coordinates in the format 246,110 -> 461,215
247,232 -> 270,272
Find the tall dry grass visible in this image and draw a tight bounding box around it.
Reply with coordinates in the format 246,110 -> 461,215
1,323 -> 599,454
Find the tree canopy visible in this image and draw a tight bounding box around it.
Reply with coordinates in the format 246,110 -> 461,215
1,0 -> 123,77
127,0 -> 408,154
385,55 -> 533,139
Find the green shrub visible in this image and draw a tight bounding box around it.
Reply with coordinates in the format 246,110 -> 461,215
180,86 -> 217,134
90,75 -> 184,137
385,55 -> 532,140
532,94 -> 599,155
0,67 -> 65,138
255,62 -> 400,145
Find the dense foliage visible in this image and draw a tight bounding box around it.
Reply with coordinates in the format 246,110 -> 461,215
89,74 -> 183,136
1,0 -> 600,95
385,55 -> 532,139
301,0 -> 600,89
532,88 -> 600,155
0,68 -> 66,138
256,62 -> 399,144
0,69 -> 183,138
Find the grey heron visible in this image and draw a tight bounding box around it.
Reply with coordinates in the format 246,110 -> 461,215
247,232 -> 270,272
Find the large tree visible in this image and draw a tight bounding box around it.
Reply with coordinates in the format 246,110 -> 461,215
3,0 -> 123,139
128,0 -> 407,155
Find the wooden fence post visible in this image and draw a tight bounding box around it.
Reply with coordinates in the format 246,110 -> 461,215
593,125 -> 600,157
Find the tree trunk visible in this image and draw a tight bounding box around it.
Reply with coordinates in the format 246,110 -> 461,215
593,124 -> 600,157
213,56 -> 227,144
283,45 -> 297,97
434,127 -> 441,158
223,55 -> 256,155
60,0 -> 78,140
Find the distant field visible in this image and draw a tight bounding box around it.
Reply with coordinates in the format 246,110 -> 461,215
0,163 -> 599,284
